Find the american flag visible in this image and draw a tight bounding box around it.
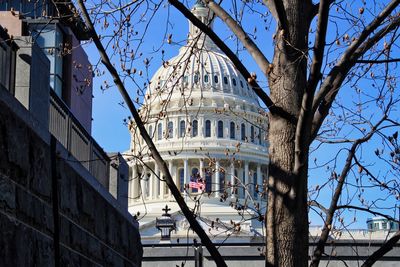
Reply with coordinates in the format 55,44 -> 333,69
189,180 -> 205,190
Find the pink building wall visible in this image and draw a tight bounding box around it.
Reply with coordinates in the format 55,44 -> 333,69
64,30 -> 93,134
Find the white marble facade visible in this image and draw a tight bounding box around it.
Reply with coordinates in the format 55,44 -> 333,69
126,2 -> 269,234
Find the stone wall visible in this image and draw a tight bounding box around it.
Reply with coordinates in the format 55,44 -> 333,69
0,87 -> 142,266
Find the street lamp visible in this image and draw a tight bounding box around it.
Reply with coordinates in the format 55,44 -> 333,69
156,205 -> 176,241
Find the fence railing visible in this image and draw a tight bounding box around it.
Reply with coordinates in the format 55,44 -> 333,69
49,89 -> 110,188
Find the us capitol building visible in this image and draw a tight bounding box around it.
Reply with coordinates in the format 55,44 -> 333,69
126,1 -> 269,243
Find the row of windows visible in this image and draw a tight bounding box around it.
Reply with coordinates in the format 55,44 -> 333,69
149,120 -> 265,144
183,74 -> 248,89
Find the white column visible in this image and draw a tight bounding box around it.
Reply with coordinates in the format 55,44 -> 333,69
200,117 -> 204,137
215,160 -> 220,197
200,159 -> 205,192
244,161 -> 249,198
149,164 -> 154,199
200,159 -> 204,178
140,169 -> 147,200
230,162 -> 235,198
168,160 -> 173,198
155,164 -> 160,198
257,164 -> 262,199
184,159 -> 188,194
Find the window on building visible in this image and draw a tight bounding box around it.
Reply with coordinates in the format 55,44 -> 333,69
219,171 -> 225,192
167,121 -> 173,138
205,169 -> 212,192
192,120 -> 198,137
223,76 -> 228,84
149,125 -> 153,138
179,168 -> 184,192
251,126 -> 255,143
204,74 -> 209,83
232,78 -> 236,86
194,73 -> 199,84
241,123 -> 246,141
180,120 -> 185,137
240,80 -> 244,88
158,123 -> 162,140
183,76 -> 188,83
217,120 -> 224,138
230,122 -> 235,139
214,75 -> 218,83
30,23 -> 65,98
205,120 -> 211,137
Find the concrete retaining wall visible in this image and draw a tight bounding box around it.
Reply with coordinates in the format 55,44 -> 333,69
0,87 -> 142,266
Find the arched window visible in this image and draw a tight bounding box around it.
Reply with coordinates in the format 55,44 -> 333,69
232,78 -> 236,86
205,120 -> 211,137
194,73 -> 199,84
217,120 -> 224,138
191,168 -> 199,193
158,123 -> 163,140
183,76 -> 188,83
180,120 -> 185,137
179,169 -> 184,192
251,126 -> 255,143
240,80 -> 244,88
230,122 -> 235,139
204,74 -> 209,83
241,123 -> 246,141
219,171 -> 225,192
205,169 -> 212,192
192,120 -> 198,137
167,121 -> 173,138
223,76 -> 228,84
214,75 -> 218,83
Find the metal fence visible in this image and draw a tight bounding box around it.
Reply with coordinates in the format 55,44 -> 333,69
49,89 -> 110,188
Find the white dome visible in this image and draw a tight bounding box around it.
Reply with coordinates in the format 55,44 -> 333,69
146,46 -> 259,107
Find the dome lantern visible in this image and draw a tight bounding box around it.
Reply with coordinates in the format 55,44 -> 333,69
189,1 -> 215,49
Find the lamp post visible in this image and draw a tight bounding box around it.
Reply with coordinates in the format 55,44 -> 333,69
156,205 -> 176,241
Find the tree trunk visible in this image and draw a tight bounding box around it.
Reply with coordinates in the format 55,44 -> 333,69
266,1 -> 310,266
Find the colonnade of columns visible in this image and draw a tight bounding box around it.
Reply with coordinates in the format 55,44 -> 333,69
128,158 -> 267,205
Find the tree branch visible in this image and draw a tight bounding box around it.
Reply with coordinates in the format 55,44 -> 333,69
309,116 -> 387,267
310,0 -> 400,141
168,0 -> 297,123
293,0 -> 330,177
361,231 -> 400,267
336,205 -> 399,222
356,58 -> 400,63
76,1 -> 227,266
264,0 -> 288,33
307,0 -> 330,94
313,0 -> 400,111
203,0 -> 271,76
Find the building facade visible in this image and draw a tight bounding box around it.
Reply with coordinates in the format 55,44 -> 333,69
127,2 -> 269,241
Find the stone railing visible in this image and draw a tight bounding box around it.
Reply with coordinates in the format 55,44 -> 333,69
49,89 -> 110,188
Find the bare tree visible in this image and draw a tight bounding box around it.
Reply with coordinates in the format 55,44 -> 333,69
70,0 -> 400,266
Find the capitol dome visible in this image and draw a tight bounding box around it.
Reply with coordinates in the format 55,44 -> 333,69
126,2 -> 269,241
